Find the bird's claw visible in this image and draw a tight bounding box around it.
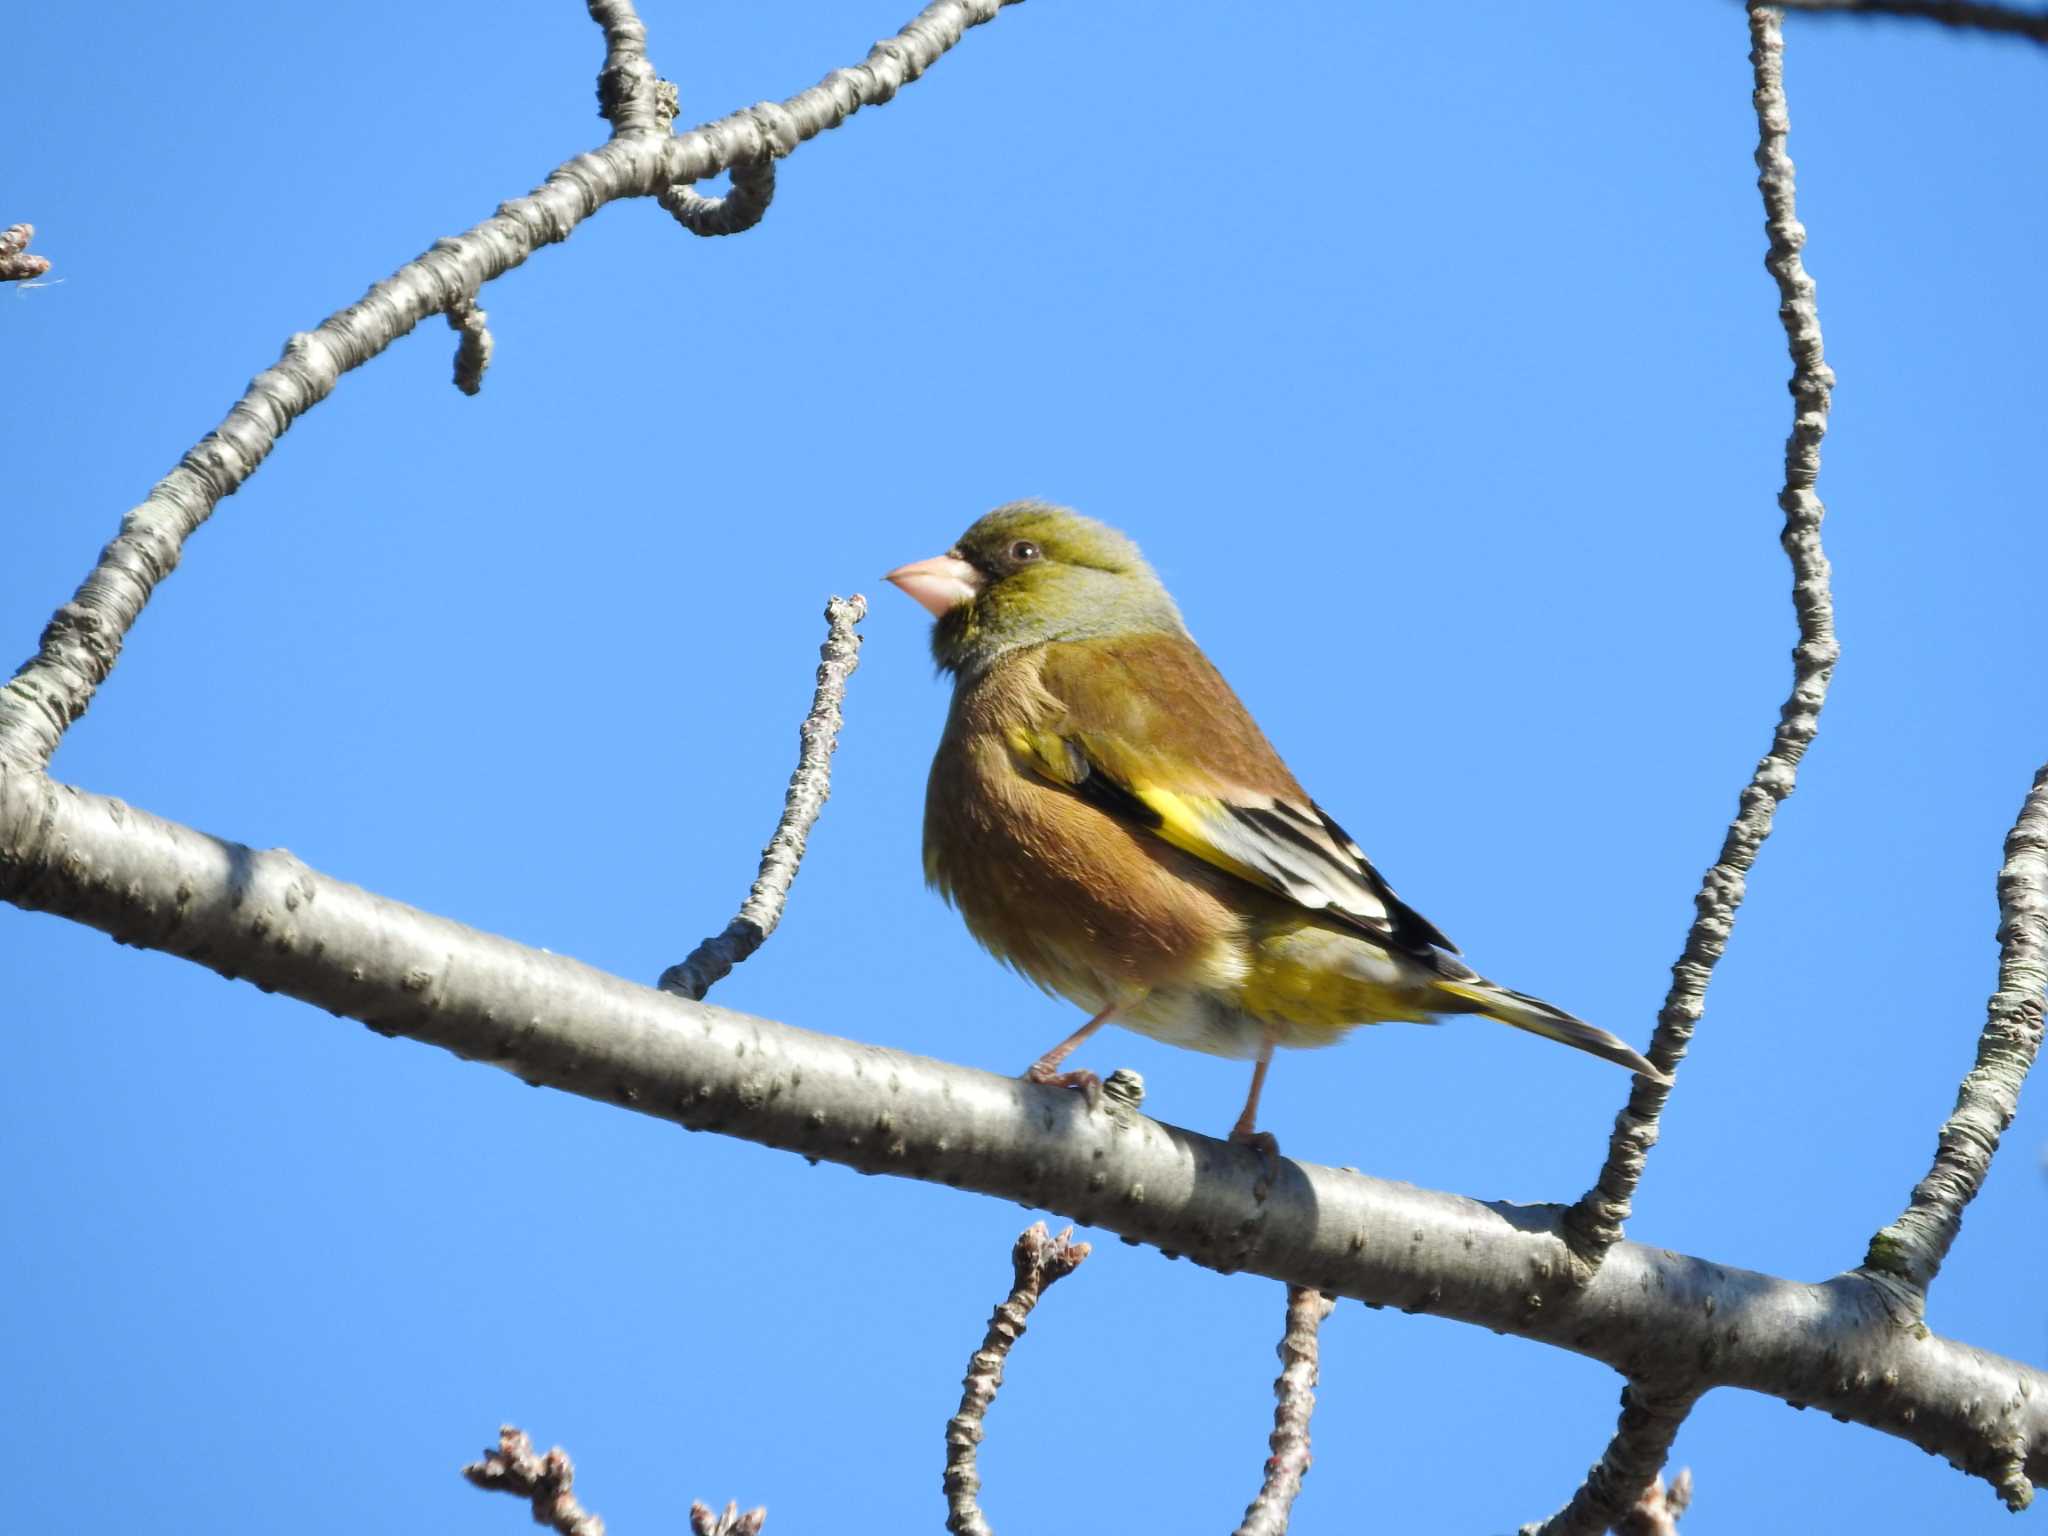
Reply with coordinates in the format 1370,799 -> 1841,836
1230,1127 -> 1283,1199
1024,1063 -> 1104,1109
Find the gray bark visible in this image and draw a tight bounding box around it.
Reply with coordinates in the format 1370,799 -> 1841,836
2,765 -> 2041,1507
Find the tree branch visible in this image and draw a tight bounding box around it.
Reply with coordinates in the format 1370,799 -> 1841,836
943,1224 -> 1091,1536
1563,0 -> 1841,1265
589,0 -> 663,136
1233,1287 -> 1337,1536
0,222 -> 51,283
1521,1383 -> 1700,1536
690,1500 -> 768,1536
447,298 -> 494,396
1775,0 -> 2048,41
1863,764 -> 2048,1332
1617,1469 -> 1693,1536
0,0 -> 1019,776
660,596 -> 866,1001
2,767 -> 2042,1506
661,153 -> 779,238
464,1426 -> 607,1536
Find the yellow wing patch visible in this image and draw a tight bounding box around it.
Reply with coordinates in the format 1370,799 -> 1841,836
1126,783 -> 1271,887
1006,729 -> 1262,882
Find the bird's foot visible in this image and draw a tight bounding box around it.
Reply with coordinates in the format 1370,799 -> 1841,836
1023,1062 -> 1104,1108
1230,1126 -> 1283,1199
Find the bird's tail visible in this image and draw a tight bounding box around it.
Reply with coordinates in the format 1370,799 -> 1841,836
1431,975 -> 1670,1084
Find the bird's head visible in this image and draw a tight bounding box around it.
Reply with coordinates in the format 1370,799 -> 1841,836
886,502 -> 1185,676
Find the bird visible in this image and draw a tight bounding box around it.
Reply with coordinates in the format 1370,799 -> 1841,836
885,501 -> 1666,1148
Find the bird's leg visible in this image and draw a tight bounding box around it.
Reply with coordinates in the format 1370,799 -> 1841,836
1230,1029 -> 1283,1186
1024,1006 -> 1117,1098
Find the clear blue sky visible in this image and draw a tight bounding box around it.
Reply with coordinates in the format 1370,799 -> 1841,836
4,3 -> 2044,1531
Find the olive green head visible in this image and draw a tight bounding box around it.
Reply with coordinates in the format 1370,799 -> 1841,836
886,502 -> 1185,676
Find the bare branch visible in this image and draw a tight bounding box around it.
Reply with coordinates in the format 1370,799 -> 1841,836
0,222 -> 52,283
0,0 -> 1019,774
3,768 -> 2044,1504
944,1223 -> 1091,1536
1616,1468 -> 1693,1536
690,1499 -> 767,1535
660,595 -> 866,1001
1233,1287 -> 1337,1536
1521,1383 -> 1700,1536
590,0 -> 663,136
464,1426 -> 606,1536
1776,0 -> 2048,41
1863,765 -> 2048,1330
1564,0 -> 1840,1264
660,152 -> 779,238
447,299 -> 494,396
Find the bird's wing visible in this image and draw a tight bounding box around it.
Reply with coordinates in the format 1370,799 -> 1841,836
1014,634 -> 1458,959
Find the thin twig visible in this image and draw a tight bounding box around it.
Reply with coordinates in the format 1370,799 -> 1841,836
447,299 -> 494,396
464,1426 -> 607,1536
659,595 -> 866,1001
1234,1287 -> 1338,1536
661,152 -> 780,237
1520,1383 -> 1700,1536
1616,1468 -> 1694,1536
590,0 -> 663,135
943,1223 -> 1091,1536
690,1499 -> 768,1535
0,222 -> 51,283
1563,0 -> 1840,1264
0,0 -> 1020,774
1776,0 -> 2048,41
464,1425 -> 766,1535
1862,767 -> 2048,1334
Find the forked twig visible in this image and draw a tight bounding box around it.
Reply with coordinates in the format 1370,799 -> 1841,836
0,222 -> 51,283
1617,1468 -> 1694,1536
690,1499 -> 768,1535
0,0 -> 1018,774
464,1425 -> 766,1534
943,1223 -> 1091,1536
660,595 -> 866,1000
464,1426 -> 608,1536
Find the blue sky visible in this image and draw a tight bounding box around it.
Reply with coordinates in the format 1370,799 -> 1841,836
4,2 -> 2045,1531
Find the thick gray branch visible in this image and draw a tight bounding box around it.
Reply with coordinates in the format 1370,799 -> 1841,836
1777,0 -> 2048,40
1863,765 -> 2048,1332
0,0 -> 1018,775
1521,1383 -> 1700,1536
1233,1287 -> 1337,1536
2,767 -> 2042,1507
1564,0 -> 1840,1264
660,596 -> 866,1002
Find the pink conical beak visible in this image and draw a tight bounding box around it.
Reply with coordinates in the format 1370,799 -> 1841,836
884,553 -> 982,618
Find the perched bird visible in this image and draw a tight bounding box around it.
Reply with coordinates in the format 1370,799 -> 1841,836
886,502 -> 1666,1146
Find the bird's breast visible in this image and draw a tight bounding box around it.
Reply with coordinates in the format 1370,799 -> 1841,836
924,723 -> 1246,1010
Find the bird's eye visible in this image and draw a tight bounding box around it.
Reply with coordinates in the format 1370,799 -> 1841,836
1009,540 -> 1042,563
